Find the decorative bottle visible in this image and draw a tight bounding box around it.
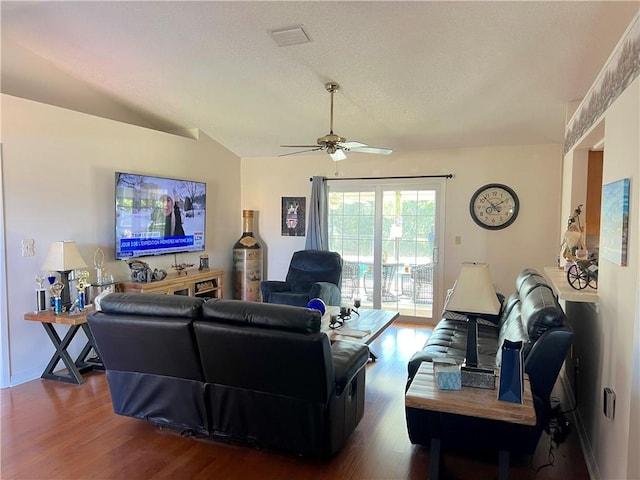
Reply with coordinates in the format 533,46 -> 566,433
232,210 -> 263,301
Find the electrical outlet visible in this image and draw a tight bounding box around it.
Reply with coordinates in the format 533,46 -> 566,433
21,238 -> 35,257
455,235 -> 462,245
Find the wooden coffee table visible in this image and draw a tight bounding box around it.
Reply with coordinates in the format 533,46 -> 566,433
321,307 -> 398,359
405,361 -> 536,480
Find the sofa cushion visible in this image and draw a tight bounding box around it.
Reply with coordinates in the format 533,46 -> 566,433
268,291 -> 310,307
88,311 -> 205,381
286,250 -> 343,292
517,273 -> 554,298
496,302 -> 528,366
331,340 -> 370,395
99,292 -> 204,318
515,268 -> 542,293
406,319 -> 498,378
520,286 -> 565,343
202,298 -> 321,334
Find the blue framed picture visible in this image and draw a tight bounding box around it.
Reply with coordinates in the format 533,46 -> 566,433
601,178 -> 630,266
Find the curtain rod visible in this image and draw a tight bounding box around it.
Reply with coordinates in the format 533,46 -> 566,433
309,174 -> 454,181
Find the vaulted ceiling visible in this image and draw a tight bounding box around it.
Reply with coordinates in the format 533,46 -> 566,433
2,1 -> 638,158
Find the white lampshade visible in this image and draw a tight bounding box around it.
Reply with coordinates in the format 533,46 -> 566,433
42,241 -> 88,272
446,262 -> 500,315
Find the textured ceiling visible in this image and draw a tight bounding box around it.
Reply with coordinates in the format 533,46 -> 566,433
2,1 -> 638,159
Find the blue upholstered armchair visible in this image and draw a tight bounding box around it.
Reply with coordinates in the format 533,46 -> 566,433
260,250 -> 342,307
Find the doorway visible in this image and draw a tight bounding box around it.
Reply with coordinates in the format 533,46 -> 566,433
327,179 -> 445,322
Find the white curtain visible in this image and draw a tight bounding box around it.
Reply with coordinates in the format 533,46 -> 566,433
305,176 -> 328,250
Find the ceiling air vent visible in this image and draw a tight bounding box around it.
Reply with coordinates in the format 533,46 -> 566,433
269,26 -> 312,47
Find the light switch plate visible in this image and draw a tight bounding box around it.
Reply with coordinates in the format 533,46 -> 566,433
21,238 -> 35,257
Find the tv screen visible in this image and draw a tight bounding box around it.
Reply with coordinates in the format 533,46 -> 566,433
115,172 -> 206,260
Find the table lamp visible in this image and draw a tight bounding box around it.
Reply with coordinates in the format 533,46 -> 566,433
445,262 -> 501,371
42,241 -> 88,310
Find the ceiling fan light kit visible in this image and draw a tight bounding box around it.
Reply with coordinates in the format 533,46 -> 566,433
329,149 -> 346,161
280,82 -> 392,161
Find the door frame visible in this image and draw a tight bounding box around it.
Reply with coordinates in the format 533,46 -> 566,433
327,177 -> 446,323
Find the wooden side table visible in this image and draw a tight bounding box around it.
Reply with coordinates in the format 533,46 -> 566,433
24,307 -> 103,384
405,362 -> 536,480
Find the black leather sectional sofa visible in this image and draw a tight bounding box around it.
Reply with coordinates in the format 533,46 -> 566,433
405,268 -> 574,455
87,293 -> 369,458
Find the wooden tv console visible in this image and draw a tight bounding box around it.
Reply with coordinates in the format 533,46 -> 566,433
118,268 -> 224,299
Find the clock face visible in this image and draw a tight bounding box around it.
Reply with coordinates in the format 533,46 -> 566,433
469,183 -> 520,230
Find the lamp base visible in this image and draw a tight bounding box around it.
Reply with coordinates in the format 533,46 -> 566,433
58,270 -> 73,311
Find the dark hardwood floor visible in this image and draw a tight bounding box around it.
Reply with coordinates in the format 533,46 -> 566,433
1,322 -> 589,479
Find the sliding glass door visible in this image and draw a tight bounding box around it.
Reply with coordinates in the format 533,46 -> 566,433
327,179 -> 444,321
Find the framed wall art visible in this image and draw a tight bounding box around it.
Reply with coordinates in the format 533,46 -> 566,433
281,197 -> 306,236
600,178 -> 630,266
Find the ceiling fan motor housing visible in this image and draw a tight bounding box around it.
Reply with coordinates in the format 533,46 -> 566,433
317,133 -> 346,146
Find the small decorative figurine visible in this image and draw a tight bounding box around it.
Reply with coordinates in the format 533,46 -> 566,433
199,253 -> 209,271
47,272 -> 57,308
94,248 -> 105,285
35,275 -> 46,311
171,254 -> 194,276
127,259 -> 152,283
76,270 -> 90,310
50,281 -> 64,313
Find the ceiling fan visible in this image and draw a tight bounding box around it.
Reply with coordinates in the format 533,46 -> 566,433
280,82 -> 392,161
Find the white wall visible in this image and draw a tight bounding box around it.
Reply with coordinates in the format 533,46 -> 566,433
562,78 -> 639,480
1,94 -> 241,386
241,143 -> 564,310
597,79 -> 639,480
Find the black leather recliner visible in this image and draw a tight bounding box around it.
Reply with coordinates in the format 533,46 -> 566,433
260,250 -> 343,307
88,293 -> 369,458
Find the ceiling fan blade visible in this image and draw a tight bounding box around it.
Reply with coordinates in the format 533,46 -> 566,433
349,146 -> 393,155
280,144 -> 320,148
340,141 -> 367,149
278,147 -> 323,157
329,149 -> 347,161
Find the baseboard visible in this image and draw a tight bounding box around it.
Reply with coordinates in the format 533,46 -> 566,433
9,368 -> 41,387
559,370 -> 601,480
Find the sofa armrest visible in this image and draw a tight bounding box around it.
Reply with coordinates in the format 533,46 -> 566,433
309,282 -> 341,306
331,340 -> 370,395
407,351 -> 439,387
524,327 -> 574,402
260,281 -> 291,303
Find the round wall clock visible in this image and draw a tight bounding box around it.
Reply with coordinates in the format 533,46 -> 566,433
469,183 -> 520,230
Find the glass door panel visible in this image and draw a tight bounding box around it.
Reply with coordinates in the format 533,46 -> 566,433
328,180 -> 442,321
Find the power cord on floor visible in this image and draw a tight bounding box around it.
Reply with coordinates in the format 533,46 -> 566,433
532,400 -> 571,475
534,435 -> 556,476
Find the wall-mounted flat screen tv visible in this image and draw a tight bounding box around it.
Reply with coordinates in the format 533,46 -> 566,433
115,172 -> 206,260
